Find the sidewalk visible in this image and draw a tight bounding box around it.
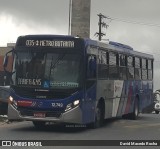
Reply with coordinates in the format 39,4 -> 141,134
0,115 -> 9,125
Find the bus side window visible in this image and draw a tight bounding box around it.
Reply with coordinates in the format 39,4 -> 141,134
87,55 -> 96,78
109,52 -> 119,79
142,59 -> 147,80
119,54 -> 127,80
135,57 -> 141,80
147,59 -> 153,80
127,56 -> 134,80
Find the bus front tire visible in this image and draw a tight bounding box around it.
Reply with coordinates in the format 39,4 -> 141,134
89,104 -> 104,129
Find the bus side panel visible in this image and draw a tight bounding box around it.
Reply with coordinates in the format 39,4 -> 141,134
97,80 -> 114,119
112,80 -> 124,117
120,81 -> 135,115
141,81 -> 154,113
116,80 -> 127,117
120,80 -> 153,115
110,80 -> 134,117
97,80 -> 125,119
82,84 -> 96,124
96,79 -> 153,119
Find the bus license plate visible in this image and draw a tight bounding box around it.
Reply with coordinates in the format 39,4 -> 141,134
34,112 -> 46,118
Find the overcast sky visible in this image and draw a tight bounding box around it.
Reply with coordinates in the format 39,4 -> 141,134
0,0 -> 160,89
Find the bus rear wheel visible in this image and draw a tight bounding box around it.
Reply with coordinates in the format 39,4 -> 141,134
32,121 -> 46,129
129,97 -> 139,120
123,97 -> 139,120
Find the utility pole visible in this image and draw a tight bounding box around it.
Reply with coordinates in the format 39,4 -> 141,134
68,0 -> 72,35
95,13 -> 108,41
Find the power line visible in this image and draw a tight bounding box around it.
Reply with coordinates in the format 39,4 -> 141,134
107,16 -> 160,28
93,15 -> 160,63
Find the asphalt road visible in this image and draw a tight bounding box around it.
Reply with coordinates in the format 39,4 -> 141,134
0,113 -> 160,149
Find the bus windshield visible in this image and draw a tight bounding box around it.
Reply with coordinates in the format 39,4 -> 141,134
15,51 -> 82,89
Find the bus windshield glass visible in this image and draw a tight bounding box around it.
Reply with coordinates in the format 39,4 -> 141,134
15,51 -> 82,89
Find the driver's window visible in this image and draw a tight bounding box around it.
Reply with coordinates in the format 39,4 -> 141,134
87,55 -> 97,78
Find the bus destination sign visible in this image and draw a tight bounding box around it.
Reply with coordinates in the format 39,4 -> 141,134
25,40 -> 75,48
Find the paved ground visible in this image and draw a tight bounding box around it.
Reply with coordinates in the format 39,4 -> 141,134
0,113 -> 160,149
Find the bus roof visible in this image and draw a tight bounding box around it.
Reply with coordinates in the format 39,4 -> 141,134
17,34 -> 75,39
16,34 -> 154,59
84,38 -> 154,60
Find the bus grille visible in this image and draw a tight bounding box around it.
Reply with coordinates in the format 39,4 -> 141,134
14,89 -> 70,99
18,108 -> 62,118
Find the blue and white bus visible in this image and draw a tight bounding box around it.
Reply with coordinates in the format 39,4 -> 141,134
4,35 -> 154,128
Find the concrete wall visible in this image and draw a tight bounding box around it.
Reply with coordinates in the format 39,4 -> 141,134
71,0 -> 91,38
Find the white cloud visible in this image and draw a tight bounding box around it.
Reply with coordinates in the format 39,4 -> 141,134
0,14 -> 67,46
0,15 -> 15,45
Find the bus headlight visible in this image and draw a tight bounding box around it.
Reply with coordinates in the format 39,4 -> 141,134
9,96 -> 13,103
73,100 -> 80,106
9,96 -> 17,108
65,100 -> 80,112
65,103 -> 72,112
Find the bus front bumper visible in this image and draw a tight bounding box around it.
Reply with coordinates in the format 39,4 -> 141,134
7,104 -> 83,124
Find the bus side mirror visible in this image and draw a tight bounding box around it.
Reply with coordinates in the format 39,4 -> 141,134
3,49 -> 14,73
3,55 -> 9,68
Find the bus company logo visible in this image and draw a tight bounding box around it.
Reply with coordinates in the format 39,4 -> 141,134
31,102 -> 43,107
36,95 -> 47,99
2,141 -> 11,146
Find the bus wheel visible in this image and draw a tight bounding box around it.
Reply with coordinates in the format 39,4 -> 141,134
130,98 -> 139,120
32,121 -> 46,129
89,104 -> 103,129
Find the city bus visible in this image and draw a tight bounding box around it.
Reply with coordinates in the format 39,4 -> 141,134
4,35 -> 154,128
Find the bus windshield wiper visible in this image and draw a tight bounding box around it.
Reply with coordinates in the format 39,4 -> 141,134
49,54 -> 65,79
51,54 -> 65,70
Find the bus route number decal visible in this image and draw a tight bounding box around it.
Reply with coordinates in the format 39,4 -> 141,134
52,103 -> 63,108
25,40 -> 75,48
